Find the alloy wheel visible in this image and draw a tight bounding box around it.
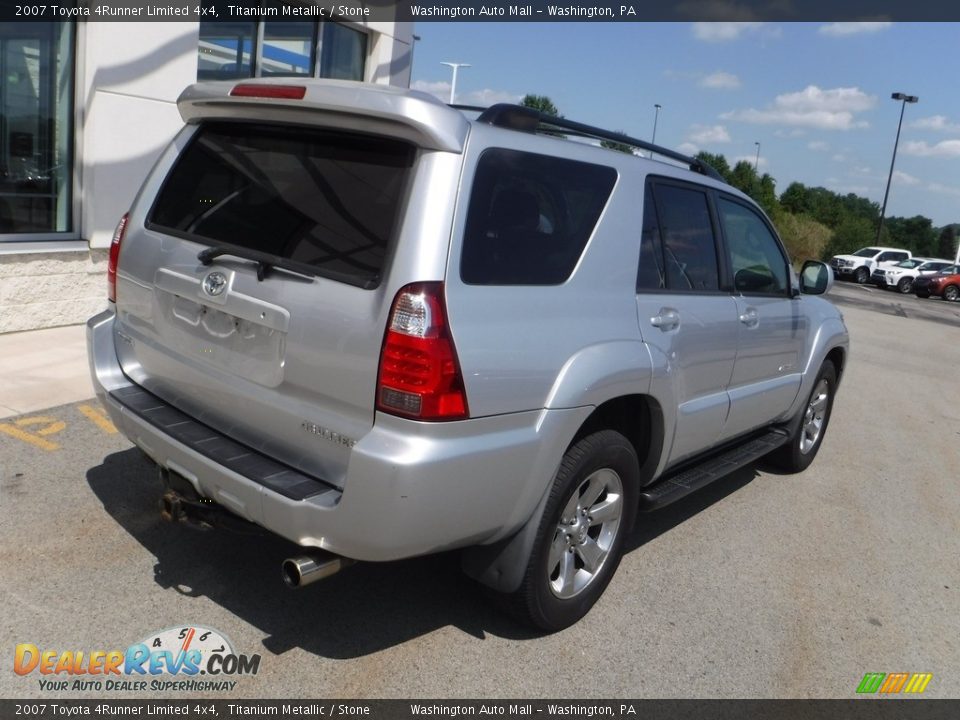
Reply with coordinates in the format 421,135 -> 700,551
799,378 -> 830,454
547,468 -> 623,599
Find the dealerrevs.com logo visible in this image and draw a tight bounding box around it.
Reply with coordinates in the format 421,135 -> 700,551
14,626 -> 261,693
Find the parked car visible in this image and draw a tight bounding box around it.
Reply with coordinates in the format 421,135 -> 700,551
872,258 -> 953,294
831,246 -> 911,284
87,79 -> 848,631
914,265 -> 960,300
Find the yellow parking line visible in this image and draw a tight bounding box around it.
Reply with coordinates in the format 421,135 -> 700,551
0,416 -> 65,451
78,404 -> 117,434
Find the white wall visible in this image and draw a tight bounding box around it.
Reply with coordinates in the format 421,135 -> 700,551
79,22 -> 200,249
366,22 -> 414,87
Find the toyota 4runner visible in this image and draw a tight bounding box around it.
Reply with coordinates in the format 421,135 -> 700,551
87,79 -> 849,631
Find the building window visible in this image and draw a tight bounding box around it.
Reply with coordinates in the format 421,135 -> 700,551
262,22 -> 314,77
320,22 -> 367,80
0,22 -> 74,236
197,22 -> 255,80
197,21 -> 366,82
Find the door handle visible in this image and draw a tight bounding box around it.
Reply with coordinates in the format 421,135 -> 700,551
650,308 -> 680,331
739,308 -> 759,327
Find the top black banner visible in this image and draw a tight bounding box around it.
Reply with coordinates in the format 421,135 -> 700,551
4,0 -> 960,22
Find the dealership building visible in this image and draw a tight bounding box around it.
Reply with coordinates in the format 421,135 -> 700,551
0,20 -> 414,333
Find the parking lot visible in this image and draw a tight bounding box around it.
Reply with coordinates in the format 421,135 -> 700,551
1,286 -> 958,699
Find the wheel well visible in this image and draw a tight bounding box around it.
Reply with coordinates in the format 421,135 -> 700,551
572,395 -> 663,485
826,347 -> 846,383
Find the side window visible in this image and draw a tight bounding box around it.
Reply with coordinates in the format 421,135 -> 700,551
651,183 -> 720,292
718,197 -> 788,295
637,184 -> 665,290
461,149 -> 616,285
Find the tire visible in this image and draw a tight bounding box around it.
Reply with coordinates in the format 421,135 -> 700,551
944,285 -> 959,302
854,267 -> 869,284
916,291 -> 930,299
767,361 -> 837,473
506,430 -> 639,632
897,277 -> 913,294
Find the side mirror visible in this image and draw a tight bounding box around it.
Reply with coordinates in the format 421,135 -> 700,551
799,260 -> 834,295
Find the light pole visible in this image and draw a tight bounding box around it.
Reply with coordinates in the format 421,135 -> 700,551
876,92 -> 919,243
440,62 -> 471,105
754,141 -> 761,172
651,103 -> 662,145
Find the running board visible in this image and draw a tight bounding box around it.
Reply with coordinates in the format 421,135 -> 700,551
639,428 -> 790,511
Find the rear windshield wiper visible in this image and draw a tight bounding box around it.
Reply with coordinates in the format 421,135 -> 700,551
198,245 -> 299,282
194,242 -> 377,289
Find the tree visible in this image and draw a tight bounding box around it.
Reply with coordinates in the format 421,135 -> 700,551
883,215 -> 936,256
520,94 -> 560,117
776,212 -> 832,264
754,173 -> 779,218
935,224 -> 957,260
694,151 -> 731,182
728,160 -> 758,197
780,182 -> 811,215
824,216 -> 874,259
601,132 -> 635,155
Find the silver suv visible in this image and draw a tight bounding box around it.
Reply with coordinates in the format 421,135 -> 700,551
87,79 -> 849,631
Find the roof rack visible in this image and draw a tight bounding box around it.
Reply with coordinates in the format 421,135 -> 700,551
472,103 -> 725,183
448,104 -> 489,114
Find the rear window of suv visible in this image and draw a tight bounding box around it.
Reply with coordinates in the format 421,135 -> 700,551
148,122 -> 415,288
460,149 -> 616,285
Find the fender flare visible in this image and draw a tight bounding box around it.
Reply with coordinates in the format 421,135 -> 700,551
463,340 -> 664,593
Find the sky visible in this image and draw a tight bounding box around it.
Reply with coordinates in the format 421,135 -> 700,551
409,22 -> 960,227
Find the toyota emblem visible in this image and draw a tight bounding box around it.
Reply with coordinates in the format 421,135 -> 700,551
202,271 -> 228,296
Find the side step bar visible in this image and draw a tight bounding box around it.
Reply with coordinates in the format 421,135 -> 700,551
639,428 -> 790,511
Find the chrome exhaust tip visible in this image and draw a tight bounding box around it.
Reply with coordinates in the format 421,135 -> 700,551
281,552 -> 353,588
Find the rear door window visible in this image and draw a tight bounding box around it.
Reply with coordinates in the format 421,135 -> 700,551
460,149 -> 616,285
148,122 -> 415,288
638,180 -> 720,293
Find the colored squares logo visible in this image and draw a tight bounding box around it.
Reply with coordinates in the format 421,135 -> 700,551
856,672 -> 933,694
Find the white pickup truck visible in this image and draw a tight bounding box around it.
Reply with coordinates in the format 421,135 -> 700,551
830,246 -> 911,284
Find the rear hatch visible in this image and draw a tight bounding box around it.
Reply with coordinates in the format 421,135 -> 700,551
111,81 -> 468,488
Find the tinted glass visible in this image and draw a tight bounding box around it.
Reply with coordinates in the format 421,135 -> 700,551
0,22 -> 73,235
653,184 -> 719,292
321,23 -> 366,80
149,123 -> 414,287
637,184 -> 665,290
719,197 -> 788,295
461,149 -> 616,285
197,21 -> 255,80
261,22 -> 314,76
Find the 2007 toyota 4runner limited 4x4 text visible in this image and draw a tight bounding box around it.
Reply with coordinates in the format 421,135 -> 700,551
88,79 -> 849,631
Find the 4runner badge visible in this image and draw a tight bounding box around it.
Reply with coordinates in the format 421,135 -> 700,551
301,422 -> 356,448
202,271 -> 228,296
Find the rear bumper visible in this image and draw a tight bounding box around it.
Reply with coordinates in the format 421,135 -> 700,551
87,310 -> 588,561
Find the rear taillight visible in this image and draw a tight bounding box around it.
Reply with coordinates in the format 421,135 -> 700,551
230,84 -> 306,99
107,213 -> 129,303
376,282 -> 468,421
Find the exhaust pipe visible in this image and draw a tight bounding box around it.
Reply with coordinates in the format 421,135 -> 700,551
282,551 -> 354,588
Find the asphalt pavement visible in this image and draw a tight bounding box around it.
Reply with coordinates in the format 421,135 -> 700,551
1,288 -> 958,699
